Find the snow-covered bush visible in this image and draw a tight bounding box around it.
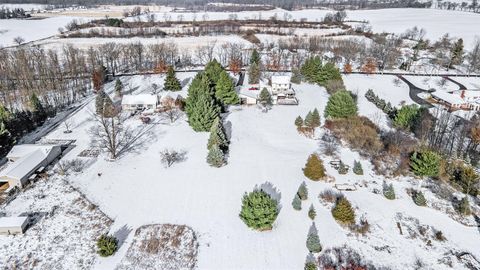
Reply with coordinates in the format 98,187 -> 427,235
304,261 -> 317,270
160,149 -> 187,168
297,182 -> 308,200
319,189 -> 341,203
383,182 -> 396,200
353,160 -> 363,175
457,196 -> 471,216
97,234 -> 118,257
308,204 -> 316,220
292,194 -> 302,211
239,189 -> 279,231
412,190 -> 427,206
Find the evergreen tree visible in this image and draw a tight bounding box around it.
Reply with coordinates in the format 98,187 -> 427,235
188,90 -> 220,132
317,62 -> 342,86
96,90 -> 107,115
185,73 -> 208,118
311,108 -> 321,128
258,87 -> 273,107
324,90 -> 357,119
240,189 -> 279,230
291,68 -> 302,84
248,61 -> 261,84
297,182 -> 308,200
332,197 -> 355,225
394,104 -> 420,130
383,182 -> 395,200
215,71 -> 239,105
0,122 -> 15,157
164,65 -> 182,91
306,226 -> 322,253
250,49 -> 260,65
353,160 -> 363,175
308,204 -> 316,220
29,93 -> 45,113
304,262 -> 317,270
114,79 -> 123,97
410,150 -> 441,177
207,117 -> 228,151
337,161 -> 348,174
207,145 -> 226,167
304,111 -> 314,128
450,38 -> 464,67
205,59 -> 224,84
303,154 -> 326,181
301,56 -> 322,83
96,90 -> 115,117
413,190 -> 427,206
292,193 -> 302,210
96,234 -> 118,257
458,196 -> 471,215
0,104 -> 11,123
295,116 -> 304,128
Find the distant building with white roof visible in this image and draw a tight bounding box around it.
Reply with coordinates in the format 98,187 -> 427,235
0,144 -> 62,190
431,89 -> 480,111
0,216 -> 28,235
121,94 -> 159,111
238,74 -> 298,105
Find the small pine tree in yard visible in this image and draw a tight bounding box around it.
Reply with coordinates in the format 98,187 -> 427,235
308,204 -> 316,220
291,68 -> 302,84
304,111 -> 314,128
188,90 -> 220,132
207,145 -> 225,167
410,150 -> 441,177
248,61 -> 261,84
97,234 -> 118,257
303,154 -> 326,181
306,227 -> 322,253
353,160 -> 363,175
413,190 -> 427,206
337,161 -> 348,174
240,189 -> 279,231
250,49 -> 261,65
458,196 -> 471,215
383,182 -> 396,200
304,262 -> 317,270
332,197 -> 355,225
324,90 -> 357,119
394,104 -> 420,130
114,79 -> 123,97
297,182 -> 308,200
295,116 -> 304,128
292,193 -> 302,210
207,117 -> 228,151
258,87 -> 273,107
215,71 -> 239,105
164,65 -> 182,91
311,108 -> 321,128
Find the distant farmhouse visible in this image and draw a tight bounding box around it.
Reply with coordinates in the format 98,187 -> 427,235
238,75 -> 298,105
0,144 -> 62,191
431,89 -> 480,111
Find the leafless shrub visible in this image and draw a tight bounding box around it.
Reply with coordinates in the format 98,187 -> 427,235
56,159 -> 87,175
161,97 -> 183,123
319,189 -> 342,203
350,216 -> 370,235
317,245 -> 378,269
160,149 -> 187,168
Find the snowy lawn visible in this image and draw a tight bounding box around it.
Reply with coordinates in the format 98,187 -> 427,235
39,74 -> 480,269
403,75 -> 460,92
451,76 -> 480,89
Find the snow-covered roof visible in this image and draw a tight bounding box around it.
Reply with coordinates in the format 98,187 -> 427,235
1,149 -> 47,180
271,75 -> 291,85
0,216 -> 28,228
431,91 -> 464,105
121,94 -> 158,106
237,87 -> 259,99
7,144 -> 55,160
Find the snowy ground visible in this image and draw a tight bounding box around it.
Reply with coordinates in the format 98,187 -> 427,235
452,77 -> 480,89
403,75 -> 460,92
29,73 -> 480,269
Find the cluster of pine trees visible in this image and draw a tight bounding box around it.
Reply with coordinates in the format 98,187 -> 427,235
295,108 -> 321,136
364,89 -> 396,118
300,56 -> 343,87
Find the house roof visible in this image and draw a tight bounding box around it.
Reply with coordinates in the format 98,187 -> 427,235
237,87 -> 260,99
1,149 -> 47,180
431,91 -> 465,105
0,216 -> 28,228
271,75 -> 290,85
7,144 -> 55,159
121,94 -> 158,106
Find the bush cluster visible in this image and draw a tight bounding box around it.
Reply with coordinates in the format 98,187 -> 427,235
364,89 -> 397,117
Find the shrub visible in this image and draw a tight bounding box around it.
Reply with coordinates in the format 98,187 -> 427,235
304,262 -> 317,270
319,189 -> 341,203
160,149 -> 186,168
435,230 -> 446,241
292,194 -> 302,210
325,79 -> 346,95
306,227 -> 322,253
308,204 -> 316,220
412,190 -> 427,206
297,182 -> 308,200
458,196 -> 471,216
332,197 -> 355,225
410,150 -> 441,177
337,161 -> 348,174
449,163 -> 479,196
394,104 -> 420,130
383,182 -> 396,200
303,154 -> 326,181
324,90 -> 357,119
353,160 -> 363,175
240,189 -> 279,230
96,234 -> 118,257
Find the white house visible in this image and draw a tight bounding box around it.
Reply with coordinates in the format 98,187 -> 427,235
0,144 -> 62,189
238,75 -> 298,105
431,90 -> 480,111
0,216 -> 28,235
121,94 -> 159,111
271,75 -> 291,94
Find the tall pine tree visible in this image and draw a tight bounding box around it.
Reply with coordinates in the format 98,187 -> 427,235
250,49 -> 260,65
164,66 -> 182,92
215,71 -> 239,105
207,117 -> 228,151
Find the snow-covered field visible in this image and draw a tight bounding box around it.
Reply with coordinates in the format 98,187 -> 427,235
404,75 -> 460,92
20,73 -> 476,269
452,76 -> 480,89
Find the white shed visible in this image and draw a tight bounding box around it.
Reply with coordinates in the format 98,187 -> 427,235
0,216 -> 28,235
121,94 -> 159,111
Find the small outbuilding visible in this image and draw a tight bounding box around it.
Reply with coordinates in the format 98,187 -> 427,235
121,94 -> 159,111
0,216 -> 28,235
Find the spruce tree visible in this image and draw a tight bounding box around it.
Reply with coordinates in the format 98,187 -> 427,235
383,182 -> 395,200
164,65 -> 182,91
301,56 -> 322,83
353,160 -> 363,175
29,93 -> 44,113
0,122 -> 15,157
410,150 -> 441,177
207,117 -> 228,151
205,59 -> 224,84
311,108 -> 321,128
295,116 -> 304,128
188,90 -> 220,132
215,71 -> 239,105
304,111 -> 314,128
248,61 -> 261,84
207,145 -> 225,167
450,38 -> 464,66
292,193 -> 302,210
303,154 -> 326,181
185,73 -> 208,118
96,234 -> 118,257
337,161 -> 348,174
308,204 -> 316,220
324,90 -> 357,119
306,226 -> 322,253
413,190 -> 427,206
114,79 -> 123,97
240,189 -> 279,230
250,49 -> 260,65
458,196 -> 471,215
291,68 -> 302,84
297,182 -> 308,200
259,87 -> 273,107
304,262 -> 317,270
317,62 -> 342,86
332,197 -> 355,225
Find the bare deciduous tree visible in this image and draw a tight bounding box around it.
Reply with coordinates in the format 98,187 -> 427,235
160,149 -> 187,168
